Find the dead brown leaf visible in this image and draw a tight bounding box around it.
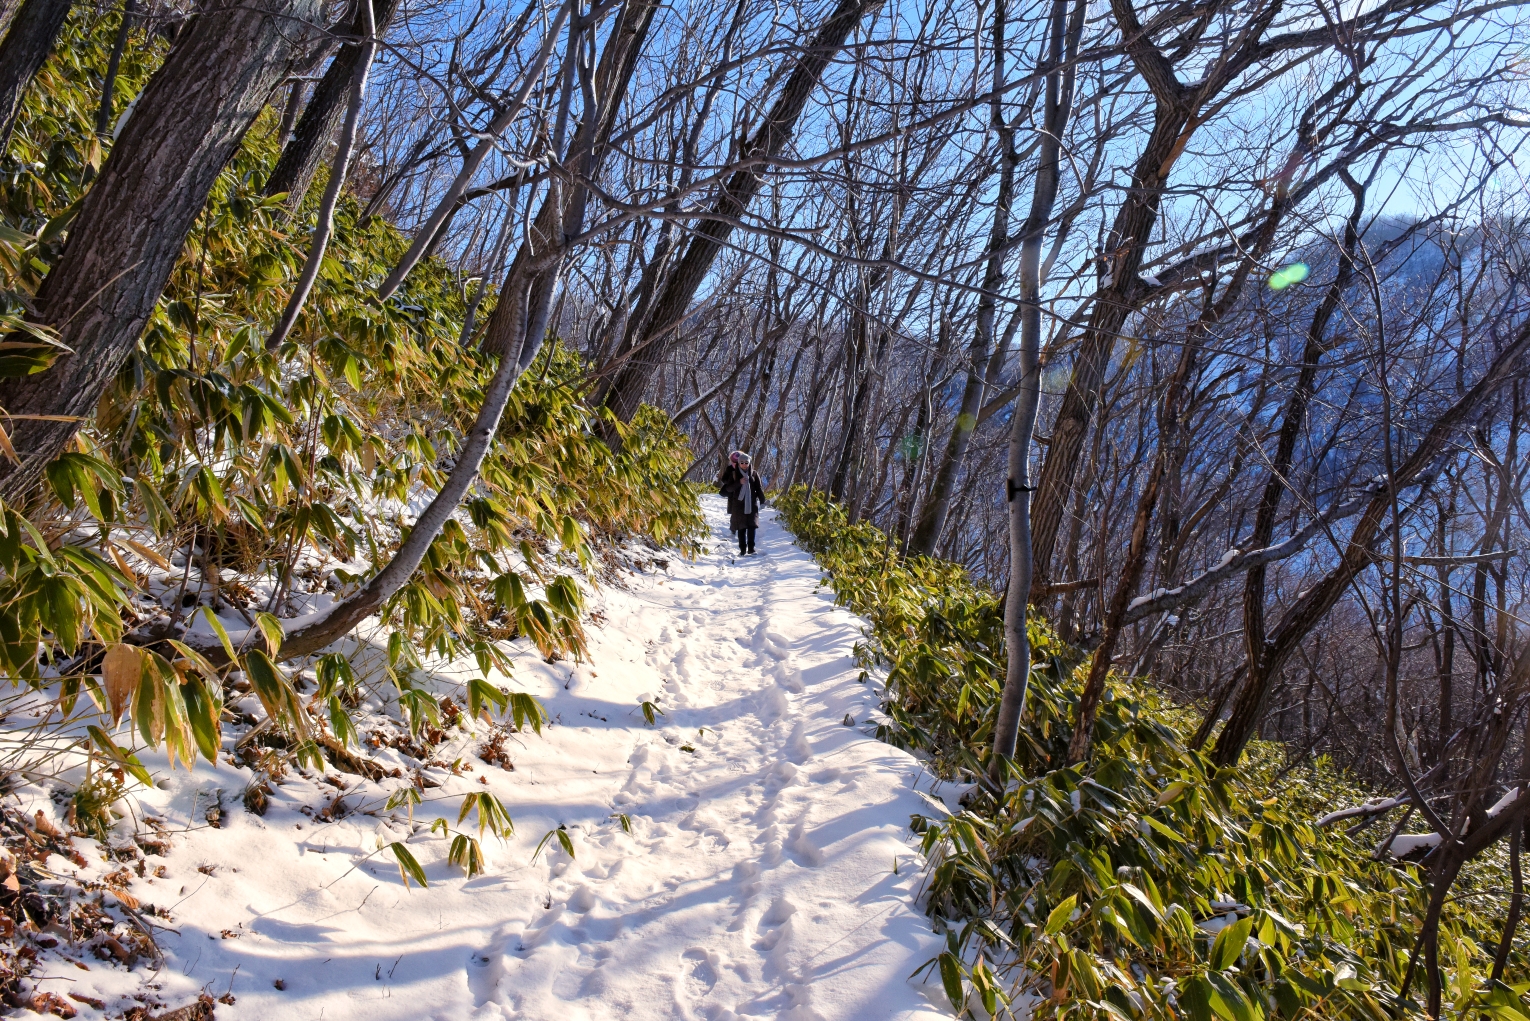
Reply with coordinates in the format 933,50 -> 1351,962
102,643 -> 144,724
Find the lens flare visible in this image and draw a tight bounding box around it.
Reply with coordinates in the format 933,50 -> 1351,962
896,434 -> 924,459
1268,262 -> 1310,290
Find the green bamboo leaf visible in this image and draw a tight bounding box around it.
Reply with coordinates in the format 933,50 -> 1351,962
388,842 -> 428,889
86,725 -> 154,787
1120,882 -> 1164,923
243,649 -> 310,740
134,477 -> 175,537
971,956 -> 1001,1015
399,687 -> 440,737
17,513 -> 55,565
386,784 -> 422,818
316,653 -> 355,699
545,575 -> 583,619
39,197 -> 81,243
328,696 -> 358,749
1044,894 -> 1077,935
40,576 -> 81,652
639,699 -> 664,726
937,951 -> 964,1011
1156,780 -> 1191,806
467,677 -> 508,721
1181,975 -> 1215,1021
1205,972 -> 1255,1021
199,464 -> 229,512
533,824 -> 575,862
179,673 -> 223,763
68,458 -> 105,520
198,606 -> 238,662
458,791 -> 514,840
254,612 -> 284,656
510,692 -> 546,735
1209,916 -> 1253,971
449,833 -> 485,877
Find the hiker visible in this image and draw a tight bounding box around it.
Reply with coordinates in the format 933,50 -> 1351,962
718,450 -> 766,555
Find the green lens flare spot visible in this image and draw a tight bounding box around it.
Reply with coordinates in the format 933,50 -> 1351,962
1268,262 -> 1310,290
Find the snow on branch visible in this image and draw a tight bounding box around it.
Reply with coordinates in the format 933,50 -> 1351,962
1378,785 -> 1526,858
1485,784 -> 1527,820
1123,482 -> 1386,625
1386,832 -> 1443,857
1316,796 -> 1410,828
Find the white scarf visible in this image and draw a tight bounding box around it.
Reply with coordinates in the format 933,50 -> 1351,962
740,469 -> 755,514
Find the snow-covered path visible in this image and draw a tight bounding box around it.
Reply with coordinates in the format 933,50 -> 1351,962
24,498 -> 949,1020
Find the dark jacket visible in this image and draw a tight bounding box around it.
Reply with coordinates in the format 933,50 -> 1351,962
718,464 -> 765,530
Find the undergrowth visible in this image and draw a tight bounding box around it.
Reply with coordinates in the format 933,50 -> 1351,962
776,486 -> 1528,1021
0,1 -> 705,973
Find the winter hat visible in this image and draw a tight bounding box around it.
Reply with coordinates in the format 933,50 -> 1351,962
736,451 -> 752,464
729,450 -> 745,464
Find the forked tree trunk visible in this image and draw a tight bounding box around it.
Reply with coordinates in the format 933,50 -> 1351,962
1024,0 -> 1290,602
0,0 -> 324,502
907,7 -> 1021,558
1211,313 -> 1530,765
263,0 -> 401,209
1222,180 -> 1364,747
253,0 -> 663,661
265,0 -> 377,350
374,0 -> 572,299
1066,129 -> 1334,761
597,0 -> 882,431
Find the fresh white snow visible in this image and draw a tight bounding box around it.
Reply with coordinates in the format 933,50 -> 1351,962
12,496 -> 950,1020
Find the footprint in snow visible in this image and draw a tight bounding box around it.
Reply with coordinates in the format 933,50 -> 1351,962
680,946 -> 719,997
786,818 -> 824,866
568,884 -> 597,912
784,722 -> 813,763
466,931 -> 512,1005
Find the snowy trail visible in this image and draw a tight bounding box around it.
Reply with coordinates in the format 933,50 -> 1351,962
21,497 -> 948,1020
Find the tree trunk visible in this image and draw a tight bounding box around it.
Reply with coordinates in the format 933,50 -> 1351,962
1066,101 -> 1324,761
1022,99 -> 1191,601
478,0 -> 661,362
905,86 -> 1020,556
990,0 -> 1084,776
0,0 -> 21,42
267,257 -> 557,661
94,0 -> 137,137
757,332 -> 808,478
265,0 -> 377,350
374,0 -> 573,298
0,0 -> 73,149
0,0 -> 324,503
831,325 -> 889,503
597,0 -> 881,430
786,341 -> 837,490
207,0 -> 675,654
1220,180 -> 1364,746
263,0 -> 401,209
